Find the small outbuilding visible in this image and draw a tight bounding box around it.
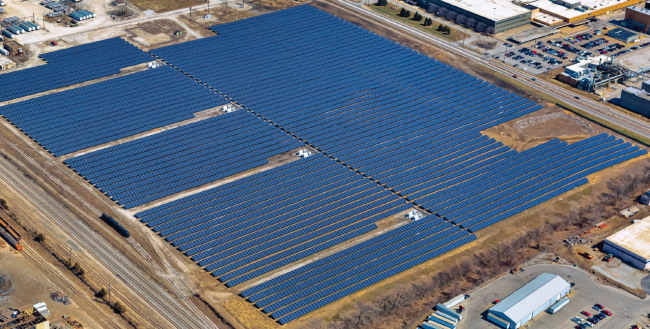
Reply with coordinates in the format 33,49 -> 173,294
603,216 -> 650,270
487,273 -> 571,328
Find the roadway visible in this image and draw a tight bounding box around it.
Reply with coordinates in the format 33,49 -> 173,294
328,0 -> 650,140
0,143 -> 219,329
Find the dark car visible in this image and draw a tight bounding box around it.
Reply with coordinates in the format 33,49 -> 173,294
602,310 -> 612,316
595,304 -> 604,310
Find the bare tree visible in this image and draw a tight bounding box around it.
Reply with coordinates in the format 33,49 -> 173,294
455,14 -> 467,25
427,4 -> 438,13
465,17 -> 476,28
486,26 -> 495,34
475,21 -> 487,32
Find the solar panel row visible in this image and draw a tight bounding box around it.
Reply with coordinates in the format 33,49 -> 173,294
136,154 -> 411,287
1,66 -> 228,156
0,37 -> 152,102
65,110 -> 304,208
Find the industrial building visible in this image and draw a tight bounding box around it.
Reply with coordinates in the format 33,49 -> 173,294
620,80 -> 650,117
603,216 -> 650,270
3,40 -> 23,55
607,27 -> 639,43
418,0 -> 532,33
487,273 -> 571,328
625,2 -> 650,33
524,0 -> 644,24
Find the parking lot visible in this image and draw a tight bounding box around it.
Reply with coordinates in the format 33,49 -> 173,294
456,264 -> 650,329
491,17 -> 650,76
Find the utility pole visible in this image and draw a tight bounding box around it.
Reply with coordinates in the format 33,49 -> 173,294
462,26 -> 467,46
69,246 -> 72,265
108,282 -> 111,304
189,6 -> 192,21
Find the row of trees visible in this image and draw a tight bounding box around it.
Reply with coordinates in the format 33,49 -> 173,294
397,8 -> 423,22
375,1 -> 430,26
426,4 -> 495,34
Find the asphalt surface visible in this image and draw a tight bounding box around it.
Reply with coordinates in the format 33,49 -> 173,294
642,275 -> 650,295
0,143 -> 219,329
331,0 -> 650,140
457,264 -> 650,329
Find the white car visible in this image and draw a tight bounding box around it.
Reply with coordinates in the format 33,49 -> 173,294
585,322 -> 594,327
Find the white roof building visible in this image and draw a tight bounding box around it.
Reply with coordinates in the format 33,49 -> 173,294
487,273 -> 571,328
603,216 -> 650,270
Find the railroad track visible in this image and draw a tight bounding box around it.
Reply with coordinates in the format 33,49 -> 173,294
0,154 -> 219,329
326,0 -> 650,140
5,196 -> 160,328
20,244 -> 123,329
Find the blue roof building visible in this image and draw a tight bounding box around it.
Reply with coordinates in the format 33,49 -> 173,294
487,273 -> 571,328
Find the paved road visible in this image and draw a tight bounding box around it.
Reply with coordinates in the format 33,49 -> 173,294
457,264 -> 650,329
330,0 -> 650,140
0,148 -> 219,329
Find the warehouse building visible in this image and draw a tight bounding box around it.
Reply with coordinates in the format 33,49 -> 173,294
487,273 -> 571,328
603,216 -> 650,270
620,80 -> 650,117
524,0 -> 644,23
418,0 -> 532,33
607,27 -> 639,43
625,2 -> 650,33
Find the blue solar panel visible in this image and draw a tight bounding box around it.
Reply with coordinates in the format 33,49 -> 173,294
1,66 -> 228,156
0,37 -> 152,102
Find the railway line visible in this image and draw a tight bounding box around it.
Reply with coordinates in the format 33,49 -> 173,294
328,0 -> 650,140
0,151 -> 219,329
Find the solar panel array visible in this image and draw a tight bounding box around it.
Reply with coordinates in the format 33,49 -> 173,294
0,5 -> 645,325
1,66 -> 228,156
136,154 -> 414,286
240,215 -> 476,324
0,37 -> 152,102
65,110 -> 304,209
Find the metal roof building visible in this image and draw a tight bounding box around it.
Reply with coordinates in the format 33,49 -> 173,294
487,273 -> 571,328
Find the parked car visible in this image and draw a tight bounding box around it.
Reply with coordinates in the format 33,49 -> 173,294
602,310 -> 612,316
595,304 -> 604,310
582,311 -> 591,317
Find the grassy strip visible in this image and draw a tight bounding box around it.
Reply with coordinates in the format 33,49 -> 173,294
471,64 -> 650,146
366,4 -> 464,42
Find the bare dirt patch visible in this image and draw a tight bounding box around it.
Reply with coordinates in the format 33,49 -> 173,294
127,0 -> 206,13
482,106 -> 601,151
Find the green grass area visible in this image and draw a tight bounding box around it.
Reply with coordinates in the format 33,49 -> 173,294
471,64 -> 650,146
366,4 -> 465,42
